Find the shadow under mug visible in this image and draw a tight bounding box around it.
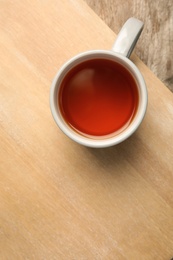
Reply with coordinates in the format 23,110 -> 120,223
50,18 -> 147,148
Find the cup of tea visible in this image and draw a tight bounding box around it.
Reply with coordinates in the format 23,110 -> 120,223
50,18 -> 147,148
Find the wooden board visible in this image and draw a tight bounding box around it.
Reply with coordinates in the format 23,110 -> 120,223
0,1 -> 173,259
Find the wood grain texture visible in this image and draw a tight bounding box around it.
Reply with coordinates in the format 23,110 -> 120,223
85,0 -> 173,92
0,0 -> 173,259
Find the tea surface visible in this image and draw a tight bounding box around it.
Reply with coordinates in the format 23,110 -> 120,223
59,59 -> 138,136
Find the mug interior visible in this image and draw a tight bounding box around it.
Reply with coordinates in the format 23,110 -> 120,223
50,50 -> 147,147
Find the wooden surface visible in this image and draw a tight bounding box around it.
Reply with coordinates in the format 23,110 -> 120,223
1,0 -> 173,259
85,0 -> 173,92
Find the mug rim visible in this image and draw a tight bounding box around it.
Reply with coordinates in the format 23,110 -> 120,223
50,50 -> 147,148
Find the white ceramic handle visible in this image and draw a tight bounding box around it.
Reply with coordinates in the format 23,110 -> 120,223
112,17 -> 144,58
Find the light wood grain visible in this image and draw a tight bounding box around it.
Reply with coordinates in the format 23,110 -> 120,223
0,0 -> 173,259
85,0 -> 173,92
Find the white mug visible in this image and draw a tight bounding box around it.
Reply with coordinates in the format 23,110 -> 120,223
50,18 -> 147,148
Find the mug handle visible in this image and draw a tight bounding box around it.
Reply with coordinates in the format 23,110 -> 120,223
112,17 -> 144,58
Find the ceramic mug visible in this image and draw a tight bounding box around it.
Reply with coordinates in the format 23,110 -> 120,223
50,18 -> 147,148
